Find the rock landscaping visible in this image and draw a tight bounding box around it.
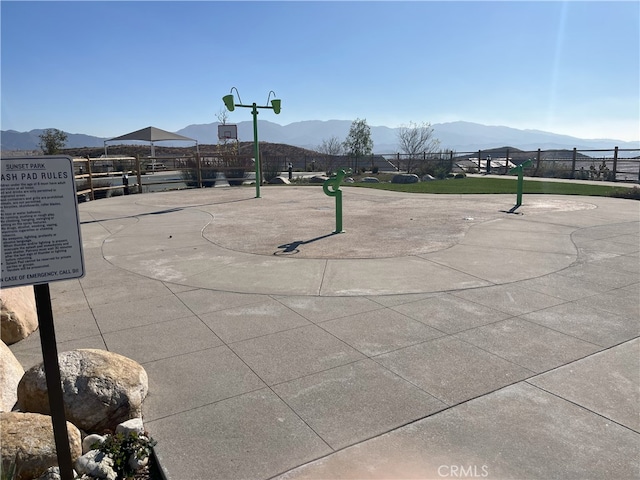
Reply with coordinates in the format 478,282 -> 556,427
391,173 -> 420,184
1,286 -> 38,345
0,288 -> 158,479
17,349 -> 148,433
1,340 -> 24,412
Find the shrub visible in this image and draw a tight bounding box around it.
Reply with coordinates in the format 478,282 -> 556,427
76,178 -> 113,199
415,158 -> 452,180
94,431 -> 157,478
261,157 -> 281,183
226,168 -> 247,186
588,161 -> 616,181
609,186 -> 640,200
372,166 -> 379,174
454,172 -> 466,179
181,159 -> 217,187
534,161 -> 573,179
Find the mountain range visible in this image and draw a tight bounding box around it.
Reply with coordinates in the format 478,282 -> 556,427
2,120 -> 638,153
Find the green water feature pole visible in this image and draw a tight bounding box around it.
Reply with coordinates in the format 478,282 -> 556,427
509,159 -> 533,207
222,88 -> 281,198
323,169 -> 350,233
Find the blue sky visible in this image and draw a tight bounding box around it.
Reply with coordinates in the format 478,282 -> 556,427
2,1 -> 638,141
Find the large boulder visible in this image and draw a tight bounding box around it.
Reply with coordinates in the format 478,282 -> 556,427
309,175 -> 329,184
17,349 -> 148,433
0,411 -> 82,480
360,176 -> 380,183
391,173 -> 420,184
1,286 -> 38,345
268,176 -> 290,184
0,339 -> 24,411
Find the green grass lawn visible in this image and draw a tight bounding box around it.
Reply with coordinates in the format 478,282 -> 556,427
348,177 -> 639,198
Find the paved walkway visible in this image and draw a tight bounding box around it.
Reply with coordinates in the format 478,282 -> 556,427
9,186 -> 640,479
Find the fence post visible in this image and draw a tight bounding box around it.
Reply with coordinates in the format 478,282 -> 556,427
478,150 -> 482,172
535,148 -> 541,176
135,155 -> 142,193
196,153 -> 203,188
612,146 -> 618,182
86,156 -> 95,201
505,149 -> 510,174
571,148 -> 577,179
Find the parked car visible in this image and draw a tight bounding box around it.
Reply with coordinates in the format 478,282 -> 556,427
145,163 -> 167,172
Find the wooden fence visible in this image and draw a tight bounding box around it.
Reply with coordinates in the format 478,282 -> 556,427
73,154 -> 255,200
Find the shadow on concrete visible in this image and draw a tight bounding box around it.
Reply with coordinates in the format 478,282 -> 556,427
275,232 -> 341,255
80,207 -> 186,224
500,205 -> 524,215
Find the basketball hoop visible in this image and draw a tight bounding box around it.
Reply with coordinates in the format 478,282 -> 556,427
218,124 -> 238,140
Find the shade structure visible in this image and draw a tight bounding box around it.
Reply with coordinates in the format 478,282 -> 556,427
104,126 -> 199,156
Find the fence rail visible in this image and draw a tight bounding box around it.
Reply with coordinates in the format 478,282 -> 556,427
72,154 -> 256,200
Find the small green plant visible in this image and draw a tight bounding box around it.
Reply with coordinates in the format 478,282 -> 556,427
0,455 -> 18,480
454,172 -> 466,179
94,431 -> 157,478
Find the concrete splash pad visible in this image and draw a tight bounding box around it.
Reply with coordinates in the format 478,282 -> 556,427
87,186 -> 609,296
16,185 -> 638,480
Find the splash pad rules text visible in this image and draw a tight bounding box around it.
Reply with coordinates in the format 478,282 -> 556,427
1,156 -> 84,287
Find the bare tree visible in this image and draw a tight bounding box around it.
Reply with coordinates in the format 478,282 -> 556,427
396,121 -> 440,173
216,108 -> 230,125
317,136 -> 344,174
216,108 -> 237,156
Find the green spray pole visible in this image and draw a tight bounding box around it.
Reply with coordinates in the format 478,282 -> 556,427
251,103 -> 261,198
508,159 -> 533,208
222,89 -> 281,199
323,168 -> 350,233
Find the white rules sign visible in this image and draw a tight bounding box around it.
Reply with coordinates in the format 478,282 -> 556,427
1,156 -> 85,287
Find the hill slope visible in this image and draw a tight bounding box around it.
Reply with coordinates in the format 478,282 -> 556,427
2,121 -> 638,153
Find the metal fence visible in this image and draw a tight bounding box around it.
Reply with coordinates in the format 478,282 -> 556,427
363,148 -> 639,183
261,148 -> 640,183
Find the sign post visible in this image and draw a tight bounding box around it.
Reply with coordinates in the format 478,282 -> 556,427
1,156 -> 85,480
